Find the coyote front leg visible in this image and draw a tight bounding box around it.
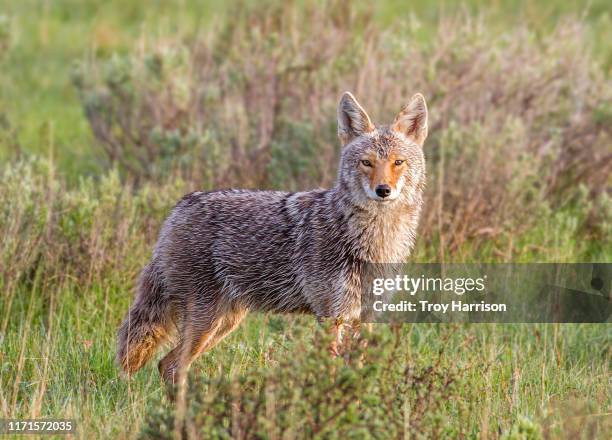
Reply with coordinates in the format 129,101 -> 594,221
328,319 -> 373,364
328,318 -> 344,357
328,318 -> 361,358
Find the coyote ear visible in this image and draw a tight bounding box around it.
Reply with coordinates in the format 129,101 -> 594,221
337,92 -> 375,146
392,93 -> 428,146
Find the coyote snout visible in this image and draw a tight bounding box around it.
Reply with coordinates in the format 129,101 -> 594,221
359,155 -> 407,201
117,91 -> 429,391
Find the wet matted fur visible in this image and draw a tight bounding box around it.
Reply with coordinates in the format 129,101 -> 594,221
117,92 -> 428,385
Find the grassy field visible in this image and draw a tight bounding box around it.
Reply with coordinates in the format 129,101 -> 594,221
0,0 -> 611,438
1,0 -> 610,175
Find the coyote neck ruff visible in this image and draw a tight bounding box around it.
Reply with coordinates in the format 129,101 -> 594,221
117,92 -> 428,385
325,180 -> 422,264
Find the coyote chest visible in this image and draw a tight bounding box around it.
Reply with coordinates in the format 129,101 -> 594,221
350,206 -> 419,264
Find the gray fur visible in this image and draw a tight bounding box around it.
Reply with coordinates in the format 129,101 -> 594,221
117,93 -> 428,383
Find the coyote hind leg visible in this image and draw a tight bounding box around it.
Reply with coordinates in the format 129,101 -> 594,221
200,306 -> 247,354
158,304 -> 247,389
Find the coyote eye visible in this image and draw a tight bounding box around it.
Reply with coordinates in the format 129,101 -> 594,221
394,160 -> 405,166
361,160 -> 372,167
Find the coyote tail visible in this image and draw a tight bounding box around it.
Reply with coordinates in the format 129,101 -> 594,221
116,262 -> 171,375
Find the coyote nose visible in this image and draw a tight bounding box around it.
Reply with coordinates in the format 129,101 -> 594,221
375,184 -> 392,198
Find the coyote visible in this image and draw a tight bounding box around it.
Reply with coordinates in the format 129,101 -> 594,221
117,92 -> 428,385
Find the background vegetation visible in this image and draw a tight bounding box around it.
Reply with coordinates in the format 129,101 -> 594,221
0,0 -> 610,438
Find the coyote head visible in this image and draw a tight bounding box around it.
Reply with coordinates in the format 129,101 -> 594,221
337,92 -> 428,206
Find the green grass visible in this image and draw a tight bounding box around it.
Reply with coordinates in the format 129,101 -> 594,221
0,0 -> 224,176
3,291 -> 610,437
0,0 -> 610,438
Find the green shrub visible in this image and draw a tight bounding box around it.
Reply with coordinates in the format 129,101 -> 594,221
73,2 -> 611,251
502,417 -> 543,440
140,325 -> 482,439
0,157 -> 185,292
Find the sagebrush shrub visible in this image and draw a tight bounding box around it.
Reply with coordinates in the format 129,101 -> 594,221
140,325 -> 482,439
73,1 -> 611,251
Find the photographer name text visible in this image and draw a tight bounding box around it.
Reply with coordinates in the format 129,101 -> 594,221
371,275 -> 507,314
